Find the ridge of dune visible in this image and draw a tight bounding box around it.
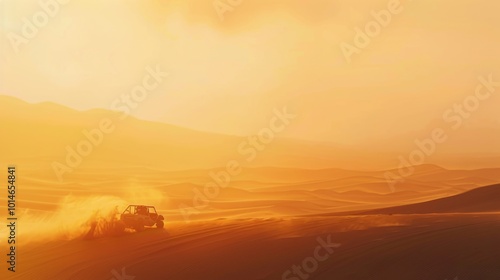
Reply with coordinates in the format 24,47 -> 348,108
361,184 -> 500,215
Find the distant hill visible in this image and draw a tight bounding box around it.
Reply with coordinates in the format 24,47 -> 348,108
2,95 -> 500,184
362,184 -> 500,214
0,95 -> 352,178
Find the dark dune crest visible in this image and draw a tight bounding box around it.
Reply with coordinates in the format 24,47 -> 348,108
362,184 -> 500,215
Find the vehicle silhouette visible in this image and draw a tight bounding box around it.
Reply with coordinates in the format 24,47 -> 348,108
119,205 -> 165,232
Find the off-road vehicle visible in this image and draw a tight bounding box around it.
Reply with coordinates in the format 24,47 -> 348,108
120,205 -> 165,232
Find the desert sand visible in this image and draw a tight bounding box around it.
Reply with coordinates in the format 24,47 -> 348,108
2,97 -> 500,280
4,213 -> 500,280
3,174 -> 500,280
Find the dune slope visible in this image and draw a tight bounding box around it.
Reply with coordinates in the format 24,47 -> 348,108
362,184 -> 500,214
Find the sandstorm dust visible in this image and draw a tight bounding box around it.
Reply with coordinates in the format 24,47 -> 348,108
0,196 -> 128,244
0,183 -> 168,244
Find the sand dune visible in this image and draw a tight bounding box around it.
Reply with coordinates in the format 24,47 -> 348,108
2,165 -> 500,225
362,184 -> 500,215
5,214 -> 500,280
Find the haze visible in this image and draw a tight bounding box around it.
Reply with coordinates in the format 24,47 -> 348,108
1,0 -> 500,148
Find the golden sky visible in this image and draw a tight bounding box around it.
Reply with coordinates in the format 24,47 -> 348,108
1,0 -> 500,145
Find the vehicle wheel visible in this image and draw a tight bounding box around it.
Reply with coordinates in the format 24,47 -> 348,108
135,221 -> 144,232
114,220 -> 126,235
156,220 -> 164,229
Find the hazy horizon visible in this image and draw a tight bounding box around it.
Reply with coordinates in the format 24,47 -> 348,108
2,0 -> 500,147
